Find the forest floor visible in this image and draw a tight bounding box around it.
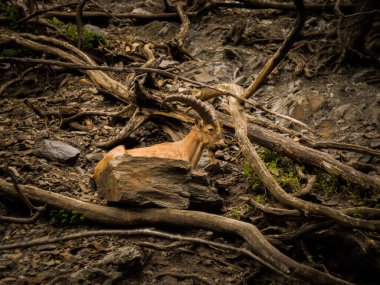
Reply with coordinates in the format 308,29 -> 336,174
0,1 -> 379,284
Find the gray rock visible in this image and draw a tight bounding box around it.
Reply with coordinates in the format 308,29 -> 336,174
159,60 -> 179,69
193,72 -> 214,83
84,24 -> 108,37
34,140 -> 80,164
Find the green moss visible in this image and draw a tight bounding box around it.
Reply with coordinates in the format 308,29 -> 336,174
229,204 -> 252,220
242,161 -> 263,190
49,17 -> 65,29
0,3 -> 17,18
66,24 -> 78,41
49,209 -> 86,225
352,207 -> 363,218
83,29 -> 109,50
243,148 -> 365,202
1,48 -> 23,57
243,148 -> 302,192
254,195 -> 266,205
314,172 -> 356,197
48,18 -> 109,50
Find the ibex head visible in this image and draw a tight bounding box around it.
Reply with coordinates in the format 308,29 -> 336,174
162,95 -> 225,149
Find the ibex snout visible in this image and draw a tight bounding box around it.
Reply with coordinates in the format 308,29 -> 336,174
209,140 -> 226,152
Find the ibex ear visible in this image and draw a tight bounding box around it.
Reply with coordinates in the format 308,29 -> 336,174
195,117 -> 203,127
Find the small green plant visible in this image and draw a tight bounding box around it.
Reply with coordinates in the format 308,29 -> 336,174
307,255 -> 314,263
254,195 -> 266,205
352,207 -> 363,218
1,48 -> 23,57
0,3 -> 17,18
49,209 -> 86,225
49,18 -> 109,50
229,204 -> 252,220
49,17 -> 65,29
314,172 -> 356,197
244,148 -> 309,194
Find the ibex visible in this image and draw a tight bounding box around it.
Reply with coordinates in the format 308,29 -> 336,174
93,95 -> 225,181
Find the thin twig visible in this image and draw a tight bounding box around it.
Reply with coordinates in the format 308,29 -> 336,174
241,0 -> 306,99
89,0 -> 121,22
0,165 -> 45,223
300,138 -> 380,158
76,0 -> 90,49
0,57 -> 317,134
16,2 -> 78,24
155,271 -> 214,285
95,108 -> 149,148
229,96 -> 380,230
0,228 -> 288,278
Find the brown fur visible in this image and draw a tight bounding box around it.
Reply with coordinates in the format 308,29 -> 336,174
93,121 -> 224,181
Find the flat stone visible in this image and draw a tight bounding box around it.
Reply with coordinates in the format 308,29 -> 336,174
159,60 -> 179,69
83,24 -> 107,37
193,72 -> 214,83
308,93 -> 326,112
34,140 -> 80,164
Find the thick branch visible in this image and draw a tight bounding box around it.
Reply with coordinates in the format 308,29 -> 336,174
76,0 -> 91,49
229,97 -> 380,230
0,34 -> 132,103
217,110 -> 380,191
241,0 -> 306,99
0,179 -> 351,285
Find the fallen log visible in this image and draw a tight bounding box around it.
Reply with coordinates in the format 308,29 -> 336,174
0,179 -> 352,285
217,111 -> 380,191
95,155 -> 223,210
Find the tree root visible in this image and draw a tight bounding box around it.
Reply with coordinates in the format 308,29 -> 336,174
0,179 -> 352,285
0,165 -> 45,223
229,96 -> 380,230
154,271 -> 214,285
168,2 -> 195,61
95,108 -> 149,148
241,0 -> 306,99
0,33 -> 133,103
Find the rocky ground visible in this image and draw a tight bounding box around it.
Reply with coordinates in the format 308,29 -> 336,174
0,0 -> 379,284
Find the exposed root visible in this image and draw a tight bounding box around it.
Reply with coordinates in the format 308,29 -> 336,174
229,96 -> 380,230
0,179 -> 353,284
95,108 -> 149,148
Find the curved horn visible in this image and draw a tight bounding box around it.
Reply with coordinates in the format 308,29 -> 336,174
162,95 -> 217,124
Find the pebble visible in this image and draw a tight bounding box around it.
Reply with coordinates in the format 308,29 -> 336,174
34,140 -> 80,164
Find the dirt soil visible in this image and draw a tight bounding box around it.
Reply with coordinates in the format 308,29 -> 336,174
1,1 -> 380,285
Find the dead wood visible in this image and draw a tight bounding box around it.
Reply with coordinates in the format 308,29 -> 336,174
229,96 -> 380,230
40,1 -> 355,22
0,65 -> 41,96
268,221 -> 334,241
16,2 -> 78,24
0,165 -> 45,223
76,0 -> 91,50
2,54 -> 378,189
44,11 -> 196,21
238,0 -> 354,13
217,109 -> 380,191
0,33 -> 133,103
0,179 -> 352,285
0,228 -> 278,276
248,198 -> 380,220
61,106 -> 134,127
299,138 -> 380,158
95,155 -> 223,210
168,2 -> 195,61
95,108 -> 149,148
241,0 -> 306,99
